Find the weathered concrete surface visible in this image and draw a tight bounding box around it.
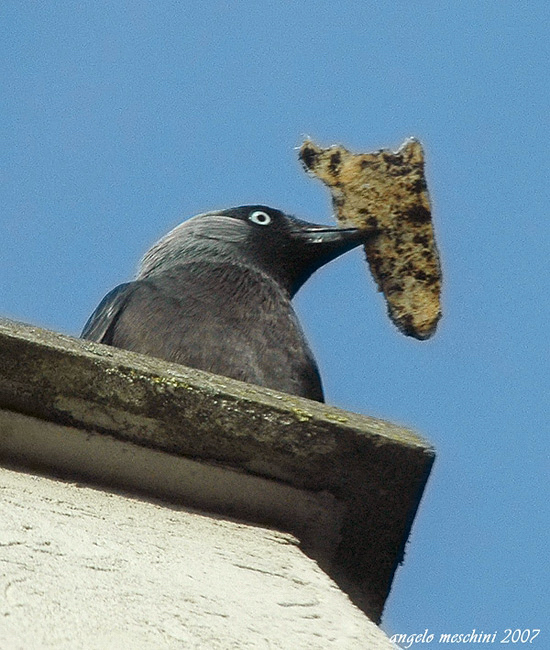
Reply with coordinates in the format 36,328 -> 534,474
0,465 -> 396,650
0,317 -> 434,621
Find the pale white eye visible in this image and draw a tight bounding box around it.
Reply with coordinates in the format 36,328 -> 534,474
248,210 -> 272,226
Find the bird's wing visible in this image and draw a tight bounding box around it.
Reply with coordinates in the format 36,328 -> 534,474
81,282 -> 138,344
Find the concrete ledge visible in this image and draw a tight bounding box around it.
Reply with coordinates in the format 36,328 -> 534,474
0,317 -> 434,621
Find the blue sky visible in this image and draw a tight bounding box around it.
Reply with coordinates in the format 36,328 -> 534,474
2,1 -> 548,643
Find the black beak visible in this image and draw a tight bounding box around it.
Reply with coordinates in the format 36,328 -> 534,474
291,223 -> 363,245
289,216 -> 376,257
285,216 -> 378,296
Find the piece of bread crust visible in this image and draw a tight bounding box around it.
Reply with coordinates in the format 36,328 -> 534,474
299,138 -> 442,339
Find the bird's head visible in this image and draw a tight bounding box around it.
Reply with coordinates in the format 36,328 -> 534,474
139,205 -> 375,296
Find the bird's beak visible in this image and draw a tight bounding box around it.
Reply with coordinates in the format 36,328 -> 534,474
289,217 -> 378,252
292,224 -> 363,245
283,217 -> 379,296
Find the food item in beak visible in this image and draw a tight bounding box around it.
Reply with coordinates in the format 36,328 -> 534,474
299,137 -> 442,340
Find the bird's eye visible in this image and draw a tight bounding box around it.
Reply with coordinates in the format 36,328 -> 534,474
248,211 -> 272,226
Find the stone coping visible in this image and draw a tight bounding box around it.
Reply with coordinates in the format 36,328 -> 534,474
0,318 -> 434,621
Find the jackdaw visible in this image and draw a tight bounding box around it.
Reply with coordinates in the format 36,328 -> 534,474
81,205 -> 370,402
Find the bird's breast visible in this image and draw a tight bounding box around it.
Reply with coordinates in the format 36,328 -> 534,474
112,260 -> 323,400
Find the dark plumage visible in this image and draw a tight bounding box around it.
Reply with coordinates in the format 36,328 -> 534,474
81,205 -> 367,402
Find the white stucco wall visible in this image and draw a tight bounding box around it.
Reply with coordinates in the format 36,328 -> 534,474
0,466 -> 395,649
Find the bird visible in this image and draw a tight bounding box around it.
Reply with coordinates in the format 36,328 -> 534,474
81,205 -> 371,402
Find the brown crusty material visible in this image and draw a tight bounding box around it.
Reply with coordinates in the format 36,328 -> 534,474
299,138 -> 442,339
